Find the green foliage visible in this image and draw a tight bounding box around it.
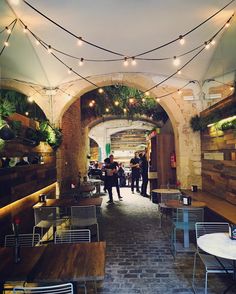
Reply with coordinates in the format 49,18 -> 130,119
81,86 -> 168,123
0,97 -> 16,118
190,99 -> 236,132
39,121 -> 62,150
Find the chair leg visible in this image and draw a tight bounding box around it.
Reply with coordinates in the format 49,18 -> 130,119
96,224 -> 100,241
204,271 -> 208,294
192,252 -> 197,293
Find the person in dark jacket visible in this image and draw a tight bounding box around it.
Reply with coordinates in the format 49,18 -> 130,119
130,152 -> 140,193
139,149 -> 149,197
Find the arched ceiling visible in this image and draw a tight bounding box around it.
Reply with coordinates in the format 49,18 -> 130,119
0,0 -> 236,89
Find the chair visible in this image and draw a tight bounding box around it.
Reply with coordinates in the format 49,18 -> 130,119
5,233 -> 40,247
71,205 -> 99,241
159,192 -> 181,228
192,222 -> 234,294
54,229 -> 91,244
33,207 -> 65,241
171,207 -> 204,257
13,283 -> 73,293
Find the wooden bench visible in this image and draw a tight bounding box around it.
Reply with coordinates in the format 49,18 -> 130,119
183,190 -> 236,224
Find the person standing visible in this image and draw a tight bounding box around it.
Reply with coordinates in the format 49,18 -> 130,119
130,152 -> 140,193
104,155 -> 122,203
139,149 -> 149,197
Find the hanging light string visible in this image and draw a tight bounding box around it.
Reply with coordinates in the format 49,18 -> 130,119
0,18 -> 17,34
19,20 -> 100,89
18,12 -> 233,66
22,0 -> 234,58
0,19 -> 17,56
143,15 -> 233,93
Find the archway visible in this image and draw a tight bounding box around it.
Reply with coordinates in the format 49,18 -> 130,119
59,73 -> 201,191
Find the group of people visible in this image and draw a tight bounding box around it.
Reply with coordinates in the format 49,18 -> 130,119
101,149 -> 149,204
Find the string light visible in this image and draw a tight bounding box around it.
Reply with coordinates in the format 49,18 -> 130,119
114,101 -> 119,106
123,108 -> 127,113
131,57 -> 137,66
210,39 -> 216,45
173,56 -> 180,66
67,68 -> 72,74
178,89 -> 182,94
179,35 -> 185,45
35,39 -> 40,45
89,101 -> 94,107
142,98 -> 146,102
91,100 -> 95,104
98,88 -> 104,94
204,41 -> 210,50
177,70 -> 182,75
25,111 -> 29,116
105,108 -> 109,113
4,41 -> 9,47
129,98 -> 135,103
23,25 -> 28,33
6,27 -> 11,34
79,58 -> 84,66
225,20 -> 231,28
22,0 -> 234,58
77,37 -> 83,46
47,45 -> 52,53
123,57 -> 129,67
145,91 -> 150,97
27,96 -> 34,103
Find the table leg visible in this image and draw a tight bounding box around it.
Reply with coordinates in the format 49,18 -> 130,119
223,260 -> 236,294
183,210 -> 189,248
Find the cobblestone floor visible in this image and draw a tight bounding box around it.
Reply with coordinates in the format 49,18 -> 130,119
95,187 -> 235,294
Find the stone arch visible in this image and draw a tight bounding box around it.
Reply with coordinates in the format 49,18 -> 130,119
58,73 -> 202,190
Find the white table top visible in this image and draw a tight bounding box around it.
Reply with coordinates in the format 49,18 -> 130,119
198,233 -> 236,260
88,179 -> 102,183
152,188 -> 180,194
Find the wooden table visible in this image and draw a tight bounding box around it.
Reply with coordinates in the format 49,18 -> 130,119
160,200 -> 206,248
152,189 -> 180,194
0,242 -> 106,290
33,197 -> 103,209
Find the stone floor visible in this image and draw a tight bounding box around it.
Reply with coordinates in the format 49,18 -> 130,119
94,187 -> 235,294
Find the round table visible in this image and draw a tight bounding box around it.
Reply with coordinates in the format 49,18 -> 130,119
152,188 -> 180,194
198,232 -> 236,292
88,179 -> 102,195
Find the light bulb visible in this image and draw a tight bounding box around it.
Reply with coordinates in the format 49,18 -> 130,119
67,68 -> 72,74
230,86 -> 234,91
6,27 -> 11,34
156,98 -> 160,102
123,108 -> 127,113
105,108 -> 109,113
177,70 -> 182,75
89,102 -> 94,107
79,58 -> 84,66
23,26 -> 28,33
77,37 -> 83,46
25,111 -> 29,116
35,39 -> 40,45
173,56 -> 180,66
91,100 -> 95,104
225,21 -> 230,28
210,39 -> 216,45
178,89 -> 182,95
142,98 -> 145,102
123,57 -> 129,67
114,101 -> 119,106
131,57 -> 136,66
27,97 -> 34,103
204,42 -> 210,50
179,35 -> 185,45
10,0 -> 20,4
47,45 -> 52,54
4,41 -> 9,47
98,88 -> 104,94
145,91 -> 150,97
129,98 -> 134,103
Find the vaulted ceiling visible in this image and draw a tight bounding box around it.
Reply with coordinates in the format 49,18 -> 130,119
0,0 -> 236,90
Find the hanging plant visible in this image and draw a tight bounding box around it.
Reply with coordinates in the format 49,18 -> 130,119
39,121 -> 62,150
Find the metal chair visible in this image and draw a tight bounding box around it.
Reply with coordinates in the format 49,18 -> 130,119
171,207 -> 204,257
5,233 -> 40,247
71,205 -> 99,241
13,283 -> 73,293
159,192 -> 181,228
33,207 -> 65,241
192,222 -> 234,294
54,229 -> 91,244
